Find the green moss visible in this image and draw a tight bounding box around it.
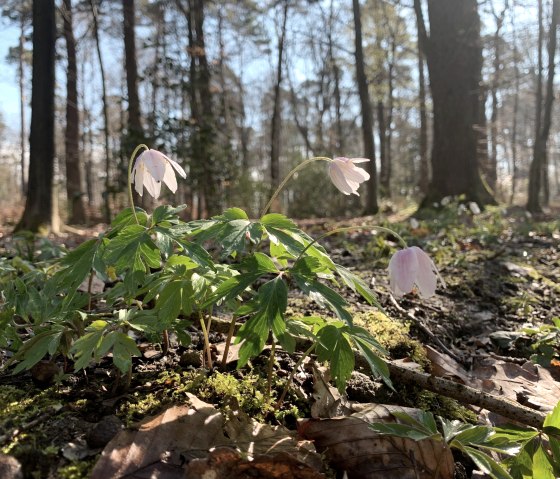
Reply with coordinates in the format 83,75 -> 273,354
58,460 -> 96,479
354,311 -> 427,365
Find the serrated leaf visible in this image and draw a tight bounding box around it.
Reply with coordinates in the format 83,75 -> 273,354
544,401 -> 560,429
293,274 -> 352,325
315,324 -> 354,391
236,312 -> 269,367
260,213 -> 298,230
112,333 -> 141,373
151,204 -> 187,224
335,264 -> 381,308
71,329 -> 105,372
463,446 -> 513,479
12,330 -> 61,374
220,207 -> 249,220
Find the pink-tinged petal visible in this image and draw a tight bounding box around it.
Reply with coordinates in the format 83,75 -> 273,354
349,157 -> 370,164
341,163 -> 370,183
411,246 -> 438,298
388,248 -> 419,297
140,150 -> 166,181
165,155 -> 187,178
133,163 -> 145,196
329,162 -> 354,195
143,173 -> 161,198
162,162 -> 178,193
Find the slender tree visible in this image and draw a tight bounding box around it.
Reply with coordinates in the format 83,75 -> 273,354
527,0 -> 559,213
62,0 -> 86,224
270,0 -> 289,207
90,0 -> 112,222
414,0 -> 494,207
16,0 -> 56,232
416,19 -> 429,195
353,0 -> 378,214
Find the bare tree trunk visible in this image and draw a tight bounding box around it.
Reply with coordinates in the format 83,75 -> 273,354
417,32 -> 429,195
16,0 -> 56,232
18,10 -> 27,197
509,2 -> 520,205
62,0 -> 86,224
90,0 -> 112,222
270,0 -> 289,209
527,0 -> 559,212
414,0 -> 494,207
377,100 -> 387,195
488,3 -> 507,194
352,0 -> 378,214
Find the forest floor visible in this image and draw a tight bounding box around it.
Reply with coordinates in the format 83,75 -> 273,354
0,203 -> 559,479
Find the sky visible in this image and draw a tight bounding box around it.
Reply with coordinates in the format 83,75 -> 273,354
0,23 -> 22,134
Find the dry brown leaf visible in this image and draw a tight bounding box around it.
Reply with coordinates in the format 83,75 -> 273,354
298,404 -> 455,479
471,359 -> 560,412
425,345 -> 471,383
90,396 -> 230,479
185,447 -> 326,479
91,394 -> 323,478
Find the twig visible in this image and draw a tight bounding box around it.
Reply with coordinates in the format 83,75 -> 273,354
386,361 -> 547,429
389,295 -> 463,364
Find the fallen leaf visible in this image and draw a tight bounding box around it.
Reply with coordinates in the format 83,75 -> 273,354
185,447 -> 326,479
299,404 -> 455,479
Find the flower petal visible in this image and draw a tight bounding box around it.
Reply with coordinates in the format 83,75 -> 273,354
140,150 -> 166,181
143,173 -> 161,198
133,163 -> 145,196
349,157 -> 370,164
329,162 -> 354,195
388,248 -> 419,297
165,155 -> 187,178
411,246 -> 438,298
162,162 -> 178,193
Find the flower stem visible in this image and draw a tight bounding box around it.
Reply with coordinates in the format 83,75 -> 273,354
221,314 -> 238,368
199,311 -> 213,369
294,225 -> 408,264
266,341 -> 276,400
127,144 -> 149,225
260,157 -> 331,217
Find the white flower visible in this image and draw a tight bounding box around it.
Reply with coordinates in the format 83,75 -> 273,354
388,246 -> 444,299
328,157 -> 370,196
131,149 -> 186,198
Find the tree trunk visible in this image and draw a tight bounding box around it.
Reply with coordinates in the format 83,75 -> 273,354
15,0 -> 56,232
18,10 -> 27,196
509,4 -> 520,205
270,0 -> 289,209
377,100 -> 387,195
90,0 -> 112,222
352,0 -> 378,214
62,0 -> 86,224
417,32 -> 429,195
487,5 -> 507,194
415,0 -> 494,207
527,0 -> 559,213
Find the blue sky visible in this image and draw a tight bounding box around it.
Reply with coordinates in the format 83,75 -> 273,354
0,23 -> 22,131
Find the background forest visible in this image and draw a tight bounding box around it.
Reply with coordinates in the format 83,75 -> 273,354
0,0 -> 558,230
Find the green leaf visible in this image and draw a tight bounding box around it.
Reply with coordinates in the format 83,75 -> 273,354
315,324 -> 354,391
544,401 -> 560,429
335,264 -> 382,308
462,446 -> 513,479
453,425 -> 492,446
391,411 -> 439,436
104,224 -> 161,274
220,207 -> 249,220
12,330 -> 62,374
50,239 -> 99,292
71,329 -> 105,372
112,333 -> 141,373
174,239 -> 215,270
353,337 -> 392,388
151,204 -> 187,225
260,213 -> 298,230
236,312 -> 269,367
157,279 -> 194,326
293,274 -> 352,325
533,444 -> 555,479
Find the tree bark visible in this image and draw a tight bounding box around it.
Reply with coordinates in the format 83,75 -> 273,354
527,0 -> 559,213
416,33 -> 429,195
90,0 -> 112,223
15,0 -> 56,232
62,0 -> 86,224
18,10 -> 27,197
414,0 -> 494,207
270,0 -> 289,209
352,0 -> 378,214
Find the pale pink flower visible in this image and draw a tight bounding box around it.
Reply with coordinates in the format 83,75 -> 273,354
132,149 -> 186,198
328,157 -> 370,196
388,246 -> 444,298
